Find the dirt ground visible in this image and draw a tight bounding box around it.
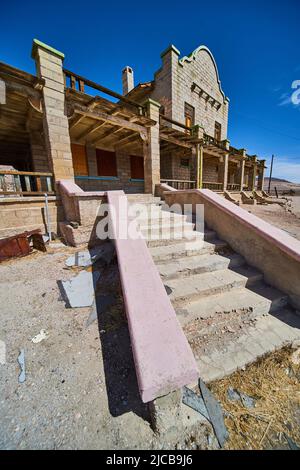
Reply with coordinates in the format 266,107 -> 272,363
1,197 -> 300,450
0,244 -> 211,450
245,196 -> 300,241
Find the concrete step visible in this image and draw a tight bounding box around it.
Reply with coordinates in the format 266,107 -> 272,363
127,194 -> 162,204
146,229 -> 216,248
131,210 -> 191,224
156,252 -> 245,280
196,310 -> 300,383
140,223 -> 195,239
149,237 -> 228,261
165,266 -> 263,307
176,284 -> 289,326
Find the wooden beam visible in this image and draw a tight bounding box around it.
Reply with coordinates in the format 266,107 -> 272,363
160,133 -> 193,149
75,121 -> 108,141
114,132 -> 139,148
73,104 -> 147,134
92,126 -> 125,145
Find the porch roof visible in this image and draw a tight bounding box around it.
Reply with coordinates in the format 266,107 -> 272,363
0,62 -> 44,154
66,87 -> 155,152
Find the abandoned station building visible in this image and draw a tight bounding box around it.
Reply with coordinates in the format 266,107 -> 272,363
0,39 -> 266,238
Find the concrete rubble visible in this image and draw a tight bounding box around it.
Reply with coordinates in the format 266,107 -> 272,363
61,270 -> 100,308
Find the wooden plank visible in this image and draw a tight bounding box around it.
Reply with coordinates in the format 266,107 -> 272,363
160,133 -> 193,149
0,170 -> 53,176
73,104 -> 149,133
75,121 -> 108,141
36,176 -> 42,192
24,176 -> 31,192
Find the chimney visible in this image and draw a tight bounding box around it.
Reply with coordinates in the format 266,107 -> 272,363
122,66 -> 134,95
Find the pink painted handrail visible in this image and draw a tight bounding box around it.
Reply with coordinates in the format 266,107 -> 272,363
107,190 -> 198,403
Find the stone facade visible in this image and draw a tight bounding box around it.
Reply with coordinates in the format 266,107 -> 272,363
151,45 -> 229,140
32,40 -> 74,182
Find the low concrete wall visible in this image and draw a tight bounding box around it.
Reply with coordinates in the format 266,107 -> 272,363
164,189 -> 300,308
0,196 -> 63,238
58,180 -> 106,225
107,190 -> 198,403
155,183 -> 177,198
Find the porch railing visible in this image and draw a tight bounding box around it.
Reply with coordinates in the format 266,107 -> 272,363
0,171 -> 54,196
202,181 -> 223,191
227,183 -> 240,191
160,179 -> 196,190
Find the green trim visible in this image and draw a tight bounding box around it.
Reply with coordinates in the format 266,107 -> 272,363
160,44 -> 180,58
142,98 -> 161,108
31,39 -> 65,60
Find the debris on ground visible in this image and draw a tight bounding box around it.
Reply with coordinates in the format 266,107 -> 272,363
17,349 -> 26,383
210,347 -> 300,449
60,270 -> 100,308
227,387 -> 256,408
65,243 -> 115,268
182,386 -> 210,420
0,229 -> 47,262
284,433 -> 300,450
290,348 -> 300,365
199,378 -> 229,448
182,379 -> 229,448
31,329 -> 49,344
0,340 -> 6,365
86,293 -> 117,327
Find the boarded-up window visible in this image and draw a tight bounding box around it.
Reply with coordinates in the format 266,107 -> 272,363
214,122 -> 222,141
184,103 -> 195,128
130,155 -> 144,179
96,149 -> 117,177
71,144 -> 88,176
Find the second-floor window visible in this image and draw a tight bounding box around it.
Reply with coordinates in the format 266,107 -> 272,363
214,122 -> 222,141
184,103 -> 195,128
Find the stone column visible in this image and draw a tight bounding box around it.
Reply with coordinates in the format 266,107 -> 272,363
257,161 -> 265,190
237,150 -> 246,192
248,157 -> 257,191
31,39 -> 74,182
218,153 -> 229,191
191,125 -> 204,189
143,99 -> 161,194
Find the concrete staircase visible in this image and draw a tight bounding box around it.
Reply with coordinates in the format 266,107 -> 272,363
133,195 -> 300,383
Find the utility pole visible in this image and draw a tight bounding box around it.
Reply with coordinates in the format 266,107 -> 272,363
268,154 -> 274,194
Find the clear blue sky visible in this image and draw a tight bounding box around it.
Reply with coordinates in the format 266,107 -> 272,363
1,0 -> 300,181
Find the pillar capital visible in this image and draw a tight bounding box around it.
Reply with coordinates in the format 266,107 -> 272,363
31,39 -> 65,61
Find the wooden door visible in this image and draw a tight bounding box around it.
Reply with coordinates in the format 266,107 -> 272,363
130,155 -> 144,179
71,144 -> 88,176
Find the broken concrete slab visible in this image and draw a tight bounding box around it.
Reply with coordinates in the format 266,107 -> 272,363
61,271 -> 100,308
17,349 -> 26,383
182,386 -> 210,421
86,294 -> 117,327
199,378 -> 228,448
65,243 -> 115,268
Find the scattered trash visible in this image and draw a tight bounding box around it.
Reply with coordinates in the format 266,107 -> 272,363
284,433 -> 300,450
227,387 -> 240,402
60,270 -> 100,308
227,387 -> 256,408
0,340 -> 6,365
0,229 -> 46,262
199,378 -> 229,448
65,243 -> 115,268
182,386 -> 210,421
164,285 -> 172,295
31,329 -> 49,344
290,348 -> 300,365
86,294 -> 116,327
17,349 -> 26,383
